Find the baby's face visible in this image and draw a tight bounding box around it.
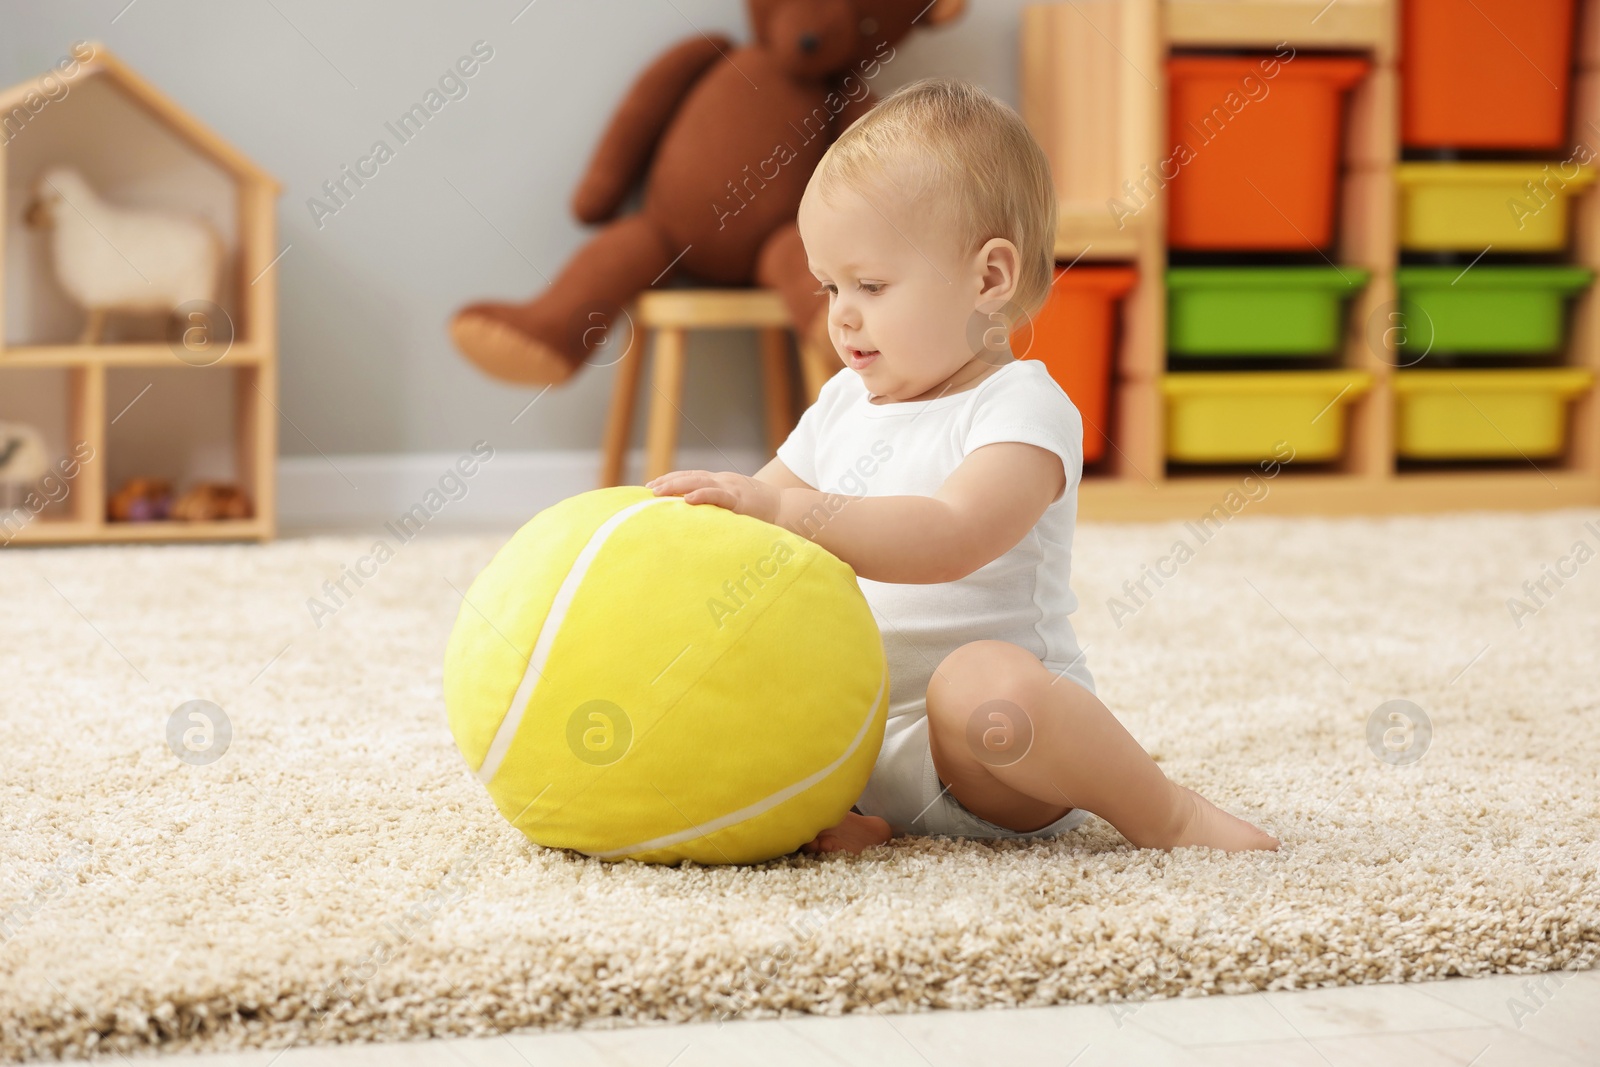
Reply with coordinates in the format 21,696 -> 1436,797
798,179 -> 998,402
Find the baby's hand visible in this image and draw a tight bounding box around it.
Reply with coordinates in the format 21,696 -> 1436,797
647,469 -> 781,525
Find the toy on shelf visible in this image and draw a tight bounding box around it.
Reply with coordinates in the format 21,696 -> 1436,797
171,482 -> 251,521
107,477 -> 173,522
0,421 -> 50,511
23,166 -> 223,345
107,478 -> 252,522
447,0 -> 966,388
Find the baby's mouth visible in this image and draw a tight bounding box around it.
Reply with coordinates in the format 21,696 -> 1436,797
846,346 -> 879,366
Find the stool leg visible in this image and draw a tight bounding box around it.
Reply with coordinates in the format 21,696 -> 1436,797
598,327 -> 645,487
760,328 -> 796,455
645,326 -> 687,482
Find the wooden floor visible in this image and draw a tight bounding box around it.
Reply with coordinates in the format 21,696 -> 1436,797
152,970 -> 1597,1066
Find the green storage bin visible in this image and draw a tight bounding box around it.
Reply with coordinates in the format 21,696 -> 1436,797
1167,267 -> 1370,357
1395,267 -> 1593,355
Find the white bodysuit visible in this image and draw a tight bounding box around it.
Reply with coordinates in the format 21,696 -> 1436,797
775,356 -> 1095,839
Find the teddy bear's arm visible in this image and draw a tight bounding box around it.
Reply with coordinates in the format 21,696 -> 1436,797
571,34 -> 736,225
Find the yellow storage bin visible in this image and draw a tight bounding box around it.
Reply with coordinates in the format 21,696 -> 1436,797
1393,368 -> 1594,458
1162,371 -> 1373,463
1396,163 -> 1596,251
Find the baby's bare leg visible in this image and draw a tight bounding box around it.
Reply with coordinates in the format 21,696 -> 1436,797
926,640 -> 1278,852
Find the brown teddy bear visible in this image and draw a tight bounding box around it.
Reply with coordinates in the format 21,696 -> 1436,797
450,0 -> 966,386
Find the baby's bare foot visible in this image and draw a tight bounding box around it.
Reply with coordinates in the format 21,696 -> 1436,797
801,810 -> 893,855
1170,786 -> 1279,852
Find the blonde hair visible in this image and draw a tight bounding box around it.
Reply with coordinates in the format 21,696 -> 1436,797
811,77 -> 1058,320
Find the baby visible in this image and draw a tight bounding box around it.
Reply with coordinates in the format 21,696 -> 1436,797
649,78 -> 1278,855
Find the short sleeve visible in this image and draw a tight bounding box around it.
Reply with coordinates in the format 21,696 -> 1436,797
962,361 -> 1084,505
775,368 -> 848,489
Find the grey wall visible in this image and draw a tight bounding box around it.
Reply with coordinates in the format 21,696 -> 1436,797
2,0 -> 1035,460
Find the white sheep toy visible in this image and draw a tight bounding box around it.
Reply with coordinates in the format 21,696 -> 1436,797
23,166 -> 223,344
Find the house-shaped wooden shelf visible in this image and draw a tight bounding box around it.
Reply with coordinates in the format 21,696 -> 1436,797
0,43 -> 279,544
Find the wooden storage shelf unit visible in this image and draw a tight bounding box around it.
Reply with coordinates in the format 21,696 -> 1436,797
1022,0 -> 1600,518
0,44 -> 279,545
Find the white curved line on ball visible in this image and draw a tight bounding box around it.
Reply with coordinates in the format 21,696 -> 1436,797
587,661 -> 888,861
476,495 -> 675,784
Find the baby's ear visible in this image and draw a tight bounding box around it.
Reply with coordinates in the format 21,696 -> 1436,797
975,238 -> 1024,300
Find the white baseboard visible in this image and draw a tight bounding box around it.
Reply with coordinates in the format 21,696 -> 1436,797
278,446 -> 768,528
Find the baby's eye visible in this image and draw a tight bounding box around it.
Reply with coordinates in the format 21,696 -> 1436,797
859,282 -> 884,295
813,284 -> 836,296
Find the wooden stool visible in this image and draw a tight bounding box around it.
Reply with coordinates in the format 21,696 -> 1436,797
599,289 -> 834,487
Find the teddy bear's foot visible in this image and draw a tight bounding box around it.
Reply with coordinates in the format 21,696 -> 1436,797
451,303 -> 580,386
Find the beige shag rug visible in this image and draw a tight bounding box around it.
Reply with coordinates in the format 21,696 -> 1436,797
3,508 -> 1598,1062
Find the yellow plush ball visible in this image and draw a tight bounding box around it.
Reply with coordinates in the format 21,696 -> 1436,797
443,485 -> 888,865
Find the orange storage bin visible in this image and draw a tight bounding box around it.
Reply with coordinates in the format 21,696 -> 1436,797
1010,265 -> 1137,463
1165,55 -> 1370,251
1400,0 -> 1577,150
